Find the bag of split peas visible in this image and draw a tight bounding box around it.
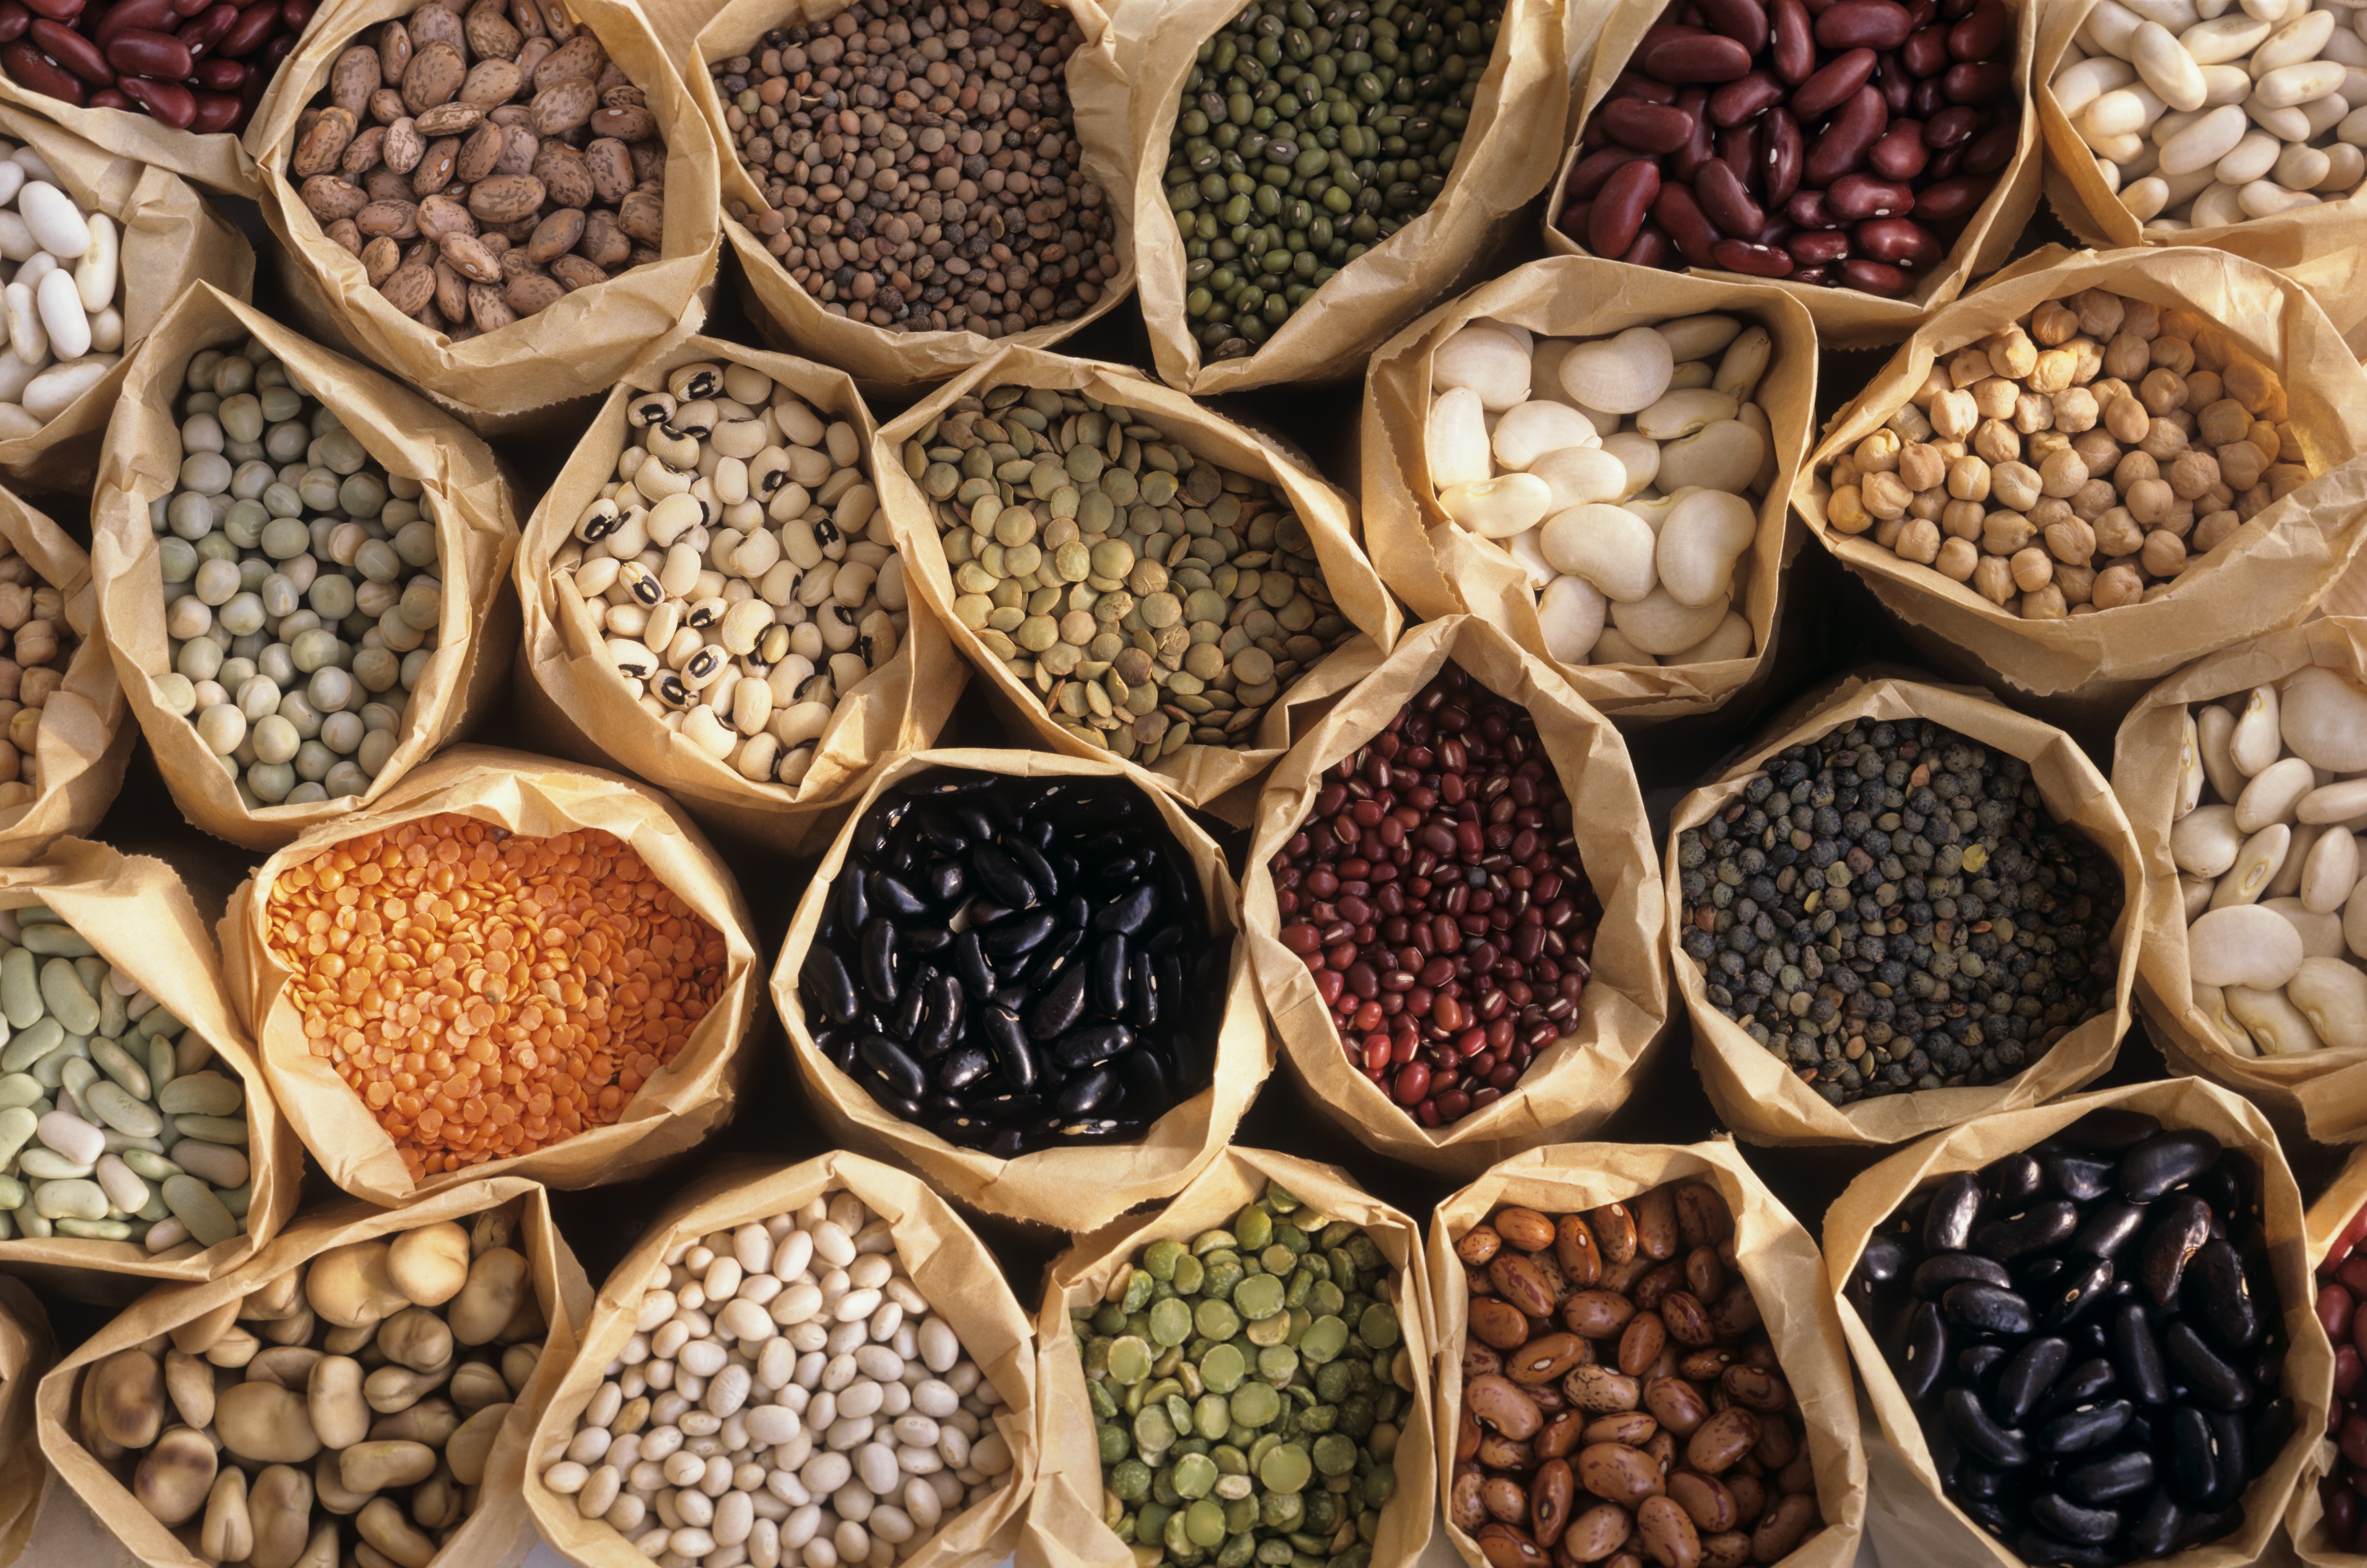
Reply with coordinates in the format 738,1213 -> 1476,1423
1116,0 -> 1572,395
523,1150 -> 1040,1568
871,343 -> 1401,819
0,485 -> 134,867
1425,1140 -> 1868,1568
514,333 -> 967,855
1023,1144 -> 1437,1568
90,282 -> 520,854
1360,255 -> 1814,722
0,1274 -> 54,1563
218,743 -> 763,1208
244,0 -> 723,436
1242,615 -> 1672,1180
1796,244 -> 2367,703
1666,673 -> 2145,1148
2284,1141 -> 2367,1566
35,1173 -> 592,1568
1823,1077 -> 2329,1568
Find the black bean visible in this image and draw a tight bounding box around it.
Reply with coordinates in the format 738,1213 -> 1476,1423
2119,1129 -> 2219,1204
1993,1336 -> 2069,1427
1956,1462 -> 2006,1501
1129,949 -> 1161,1028
1113,1048 -> 1171,1114
1096,882 -> 1159,935
2163,1322 -> 2251,1411
2246,1397 -> 2292,1479
955,930 -> 996,998
803,944 -> 861,1025
2038,1358 -> 2116,1422
1975,1201 -> 2080,1262
2065,1449 -> 2152,1505
1944,1387 -> 2029,1467
869,870 -> 930,920
2070,1200 -> 2149,1260
1092,934 -> 1130,1018
923,859 -> 967,905
913,974 -> 964,1060
2031,1494 -> 2119,1545
861,918 -> 900,1006
937,1046 -> 992,1092
2137,1194 -> 2211,1307
2168,1405 -> 2217,1503
1986,1153 -> 2046,1208
1055,1065 -> 1117,1116
1010,839 -> 1061,901
2182,1240 -> 2259,1352
1027,965 -> 1090,1041
839,869 -> 871,937
2127,1489 -> 2183,1556
1945,1281 -> 2034,1335
888,971 -> 929,1041
982,910 -> 1056,960
2043,1256 -> 2116,1333
1901,1301 -> 1948,1402
1859,1235 -> 1909,1285
1960,1343 -> 2009,1387
2044,1153 -> 2116,1203
2112,1302 -> 2171,1407
2015,1531 -> 2120,1567
1915,1252 -> 2011,1298
2058,1108 -> 2161,1152
1053,1023 -> 1132,1072
1925,1172 -> 1984,1254
982,1006 -> 1035,1092
972,843 -> 1038,907
858,1033 -> 925,1100
2035,1398 -> 2132,1456
2203,1409 -> 2248,1508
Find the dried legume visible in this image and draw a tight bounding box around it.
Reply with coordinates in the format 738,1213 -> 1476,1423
152,340 -> 446,809
2313,1199 -> 2367,1550
715,0 -> 1119,337
1848,1108 -> 2292,1565
0,526 -> 74,810
1675,717 -> 2125,1105
98,1199 -> 548,1567
555,358 -> 908,787
0,148 -> 125,442
262,811 -> 728,1182
1164,0 -> 1508,360
544,1189 -> 1017,1568
1075,1180 -> 1410,1568
0,0 -> 309,131
905,381 -> 1354,761
1269,663 -> 1597,1129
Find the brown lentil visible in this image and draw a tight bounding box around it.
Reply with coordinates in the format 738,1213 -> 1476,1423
264,811 -> 728,1182
712,0 -> 1117,337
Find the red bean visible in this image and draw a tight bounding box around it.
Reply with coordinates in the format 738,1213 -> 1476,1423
1947,0 -> 2008,59
167,0 -> 208,17
1788,187 -> 1840,227
94,0 -> 169,45
1697,0 -> 1770,47
276,0 -> 309,29
1763,107 -> 1804,204
1943,57 -> 2010,104
1805,83 -> 1887,186
1853,215 -> 1942,267
1589,157 -> 1661,256
1815,0 -> 1912,50
18,0 -> 78,20
1623,223 -> 1672,267
1771,0 -> 1815,82
1695,157 -> 1766,237
1786,229 -> 1849,265
2332,1284 -> 2365,1344
105,24 -> 185,75
28,14 -> 105,79
1709,67 -> 1785,126
5,0 -> 274,125
213,0 -> 271,54
1840,257 -> 1909,295
1923,104 -> 1981,146
1874,53 -> 1913,112
176,3 -> 235,56
1654,180 -> 1725,263
0,1 -> 28,40
1644,31 -> 1755,82
1716,120 -> 1761,194
1672,88 -> 1716,178
1569,146 -> 1651,200
1900,23 -> 1948,76
1713,237 -> 1794,276
1608,69 -> 1680,106
1868,118 -> 1929,178
1604,96 -> 1697,153
1826,170 -> 1914,219
0,36 -> 78,98
1962,120 -> 2016,176
1912,172 -> 1992,221
1791,45 -> 1875,119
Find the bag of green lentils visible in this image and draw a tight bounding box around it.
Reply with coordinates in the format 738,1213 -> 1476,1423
1022,1144 -> 1437,1568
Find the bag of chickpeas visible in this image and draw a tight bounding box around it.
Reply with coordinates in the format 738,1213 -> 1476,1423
35,1174 -> 592,1568
217,743 -> 763,1208
1666,673 -> 2145,1148
524,1150 -> 1039,1568
514,333 -> 967,854
1243,615 -> 1672,1181
873,343 -> 1401,819
0,1274 -> 54,1562
1796,244 -> 2367,703
1426,1141 -> 1867,1568
91,282 -> 521,853
1362,255 -> 1814,722
0,485 -> 134,866
243,0 -> 724,434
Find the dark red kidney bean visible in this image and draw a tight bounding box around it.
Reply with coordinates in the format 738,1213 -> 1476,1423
1709,67 -> 1784,125
1923,104 -> 1982,146
175,3 -> 234,54
1900,23 -> 1949,75
1869,119 -> 1929,178
213,0 -> 270,54
1792,263 -> 1831,284
1608,69 -> 1680,105
1786,229 -> 1849,264
1854,215 -> 1942,266
1841,257 -> 1910,295
1962,121 -> 2016,175
1624,223 -> 1672,268
1876,53 -> 1912,112
1925,143 -> 1962,179
1948,0 -> 2008,60
1698,0 -> 1771,47
1560,199 -> 1592,240
1672,88 -> 1716,178
1654,180 -> 1725,264
275,0 -> 307,29
1816,0 -> 1912,49
1581,115 -> 1610,152
0,1 -> 28,40
1589,157 -> 1660,256
2338,1342 -> 2364,1400
1914,172 -> 1992,221
1788,186 -> 1841,227
1792,46 -> 1875,119
18,0 -> 78,20
1943,58 -> 2010,104
1763,106 -> 1803,203
1603,97 -> 1697,154
167,0 -> 207,16
1712,237 -> 1794,276
1905,0 -> 1938,28
105,24 -> 184,74
259,23 -> 289,62
2323,1285 -> 2359,1346
1645,31 -> 1755,82
1568,146 -> 1648,199
1716,120 -> 1762,195
118,70 -> 191,123
1826,170 -> 1914,219
1805,85 -> 1887,186
0,36 -> 80,98
1769,0 -> 1815,82
28,17 -> 106,79
1910,76 -> 1947,116
94,0 -> 168,44
190,48 -> 234,85
88,83 -> 126,105
188,81 -> 234,125
1695,157 -> 1766,237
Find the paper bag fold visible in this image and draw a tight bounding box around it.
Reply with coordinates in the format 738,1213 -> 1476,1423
0,1272 -> 53,1567
0,486 -> 130,868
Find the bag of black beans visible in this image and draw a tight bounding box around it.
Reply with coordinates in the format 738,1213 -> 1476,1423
1666,673 -> 2143,1147
1243,614 -> 1671,1179
1823,1078 -> 2329,1568
0,1272 -> 52,1560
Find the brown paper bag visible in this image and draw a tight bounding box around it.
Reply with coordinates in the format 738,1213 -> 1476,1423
90,282 -> 520,852
524,1151 -> 1038,1568
1360,255 -> 1814,720
1117,0 -> 1570,395
1425,1140 -> 1869,1568
0,82 -> 261,202
1794,245 -> 2367,701
246,0 -> 723,429
0,105 -> 253,493
872,345 -> 1403,816
0,1274 -> 54,1566
35,1174 -> 593,1568
216,743 -> 763,1207
1822,1077 -> 2330,1568
1243,615 -> 1672,1179
512,332 -> 967,855
1667,674 -> 2144,1147
2285,1141 -> 2367,1567
1021,1145 -> 1436,1568
2107,618 -> 2367,1142
0,486 -> 132,867
0,837 -> 300,1299
770,746 -> 1269,1233
1541,0 -> 2041,348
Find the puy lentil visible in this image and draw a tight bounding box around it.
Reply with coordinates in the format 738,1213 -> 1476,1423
905,381 -> 1354,761
1163,0 -> 1507,361
1673,718 -> 2124,1106
714,0 -> 1118,337
1270,662 -> 1598,1129
151,340 -> 444,810
2314,1199 -> 2367,1551
801,767 -> 1224,1155
1075,1179 -> 1410,1568
263,811 -> 729,1182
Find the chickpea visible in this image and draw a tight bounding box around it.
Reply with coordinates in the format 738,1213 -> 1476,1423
1936,536 -> 1979,582
2225,357 -> 2278,415
2053,386 -> 2100,434
2057,561 -> 2096,605
2141,529 -> 2188,579
1907,487 -> 1947,522
2196,398 -> 2251,447
2139,419 -> 2190,463
1898,443 -> 1946,492
2073,289 -> 2126,341
1911,364 -> 1952,406
2185,370 -> 2223,409
1861,471 -> 1913,520
1895,518 -> 1942,565
2125,477 -> 2174,526
2194,510 -> 2242,554
2168,451 -> 2221,501
1942,499 -> 1986,539
2138,368 -> 2188,417
2218,440 -> 2267,493
2037,447 -> 2089,498
2029,497 -> 2074,532
1854,428 -> 1902,474
1972,420 -> 2021,467
1982,509 -> 2037,556
1929,388 -> 1978,440
2276,423 -> 2304,463
1887,401 -> 1935,443
2029,300 -> 2080,347
1973,554 -> 2016,605
2270,462 -> 2312,501
2066,338 -> 2106,386
2104,331 -> 2152,382
1827,484 -> 1871,535
1829,455 -> 1862,492
2022,584 -> 2069,620
2046,515 -> 2097,565
2150,335 -> 2196,377
2237,485 -> 2273,520
1946,348 -> 1993,390
1872,515 -> 1907,551
1987,326 -> 2039,381
1990,461 -> 2041,513
1971,377 -> 2021,421
2094,507 -> 2144,558
2123,299 -> 2162,339
2104,392 -> 2150,445
2010,546 -> 2055,593
2028,349 -> 2079,395
2249,419 -> 2282,461
2113,449 -> 2159,490
2013,392 -> 2054,435
2070,478 -> 2119,521
2092,563 -> 2145,608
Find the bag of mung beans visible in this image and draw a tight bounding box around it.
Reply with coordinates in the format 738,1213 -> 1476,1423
771,746 -> 1269,1234
217,743 -> 763,1208
0,1273 -> 53,1562
1823,1077 -> 2328,1568
90,282 -> 520,854
2109,618 -> 2367,1144
1666,673 -> 2144,1149
35,1173 -> 591,1568
1362,256 -> 1814,723
0,486 -> 133,868
1426,1140 -> 1868,1568
1119,0 -> 1571,395
1022,1144 -> 1436,1568
873,343 -> 1402,819
244,0 -> 723,436
523,1150 -> 1038,1568
1243,615 -> 1672,1181
1794,244 -> 2367,704
514,333 -> 966,855
2284,1141 -> 2367,1567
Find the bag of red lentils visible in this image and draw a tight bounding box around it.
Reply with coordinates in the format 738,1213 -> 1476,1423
0,1274 -> 54,1562
1243,615 -> 1672,1180
91,282 -> 521,854
0,485 -> 134,868
217,743 -> 763,1208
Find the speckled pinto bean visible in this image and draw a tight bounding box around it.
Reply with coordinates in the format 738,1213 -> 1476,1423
1557,0 -> 2017,293
0,0 -> 303,129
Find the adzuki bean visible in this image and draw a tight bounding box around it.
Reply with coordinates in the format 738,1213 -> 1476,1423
1269,663 -> 1599,1129
2316,1199 -> 2367,1552
0,0 -> 305,130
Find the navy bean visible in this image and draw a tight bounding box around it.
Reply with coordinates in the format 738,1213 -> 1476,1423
2035,1398 -> 2132,1456
2119,1130 -> 2219,1204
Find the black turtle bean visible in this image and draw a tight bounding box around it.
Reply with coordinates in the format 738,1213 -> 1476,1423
1916,1253 -> 2011,1297
2118,1129 -> 2219,1204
